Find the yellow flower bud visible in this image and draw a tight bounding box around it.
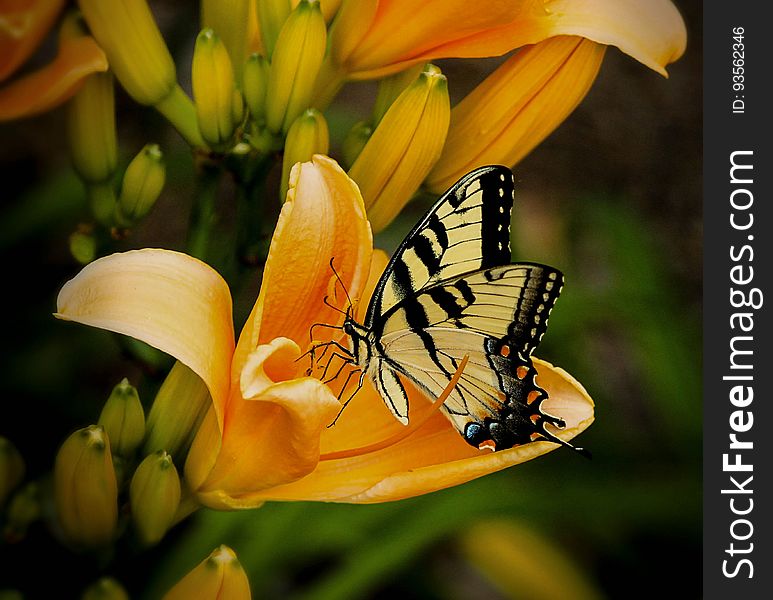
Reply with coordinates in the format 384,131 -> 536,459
67,71 -> 117,184
0,436 -> 25,507
3,482 -> 40,544
97,378 -> 146,458
130,451 -> 181,546
193,29 -> 239,149
81,577 -> 130,600
163,545 -> 251,600
201,0 -> 251,83
78,1 -> 203,147
349,63 -> 450,232
256,0 -> 291,58
341,120 -> 372,169
280,108 -> 329,200
372,63 -> 425,125
144,361 -> 211,463
77,0 -> 176,106
265,0 -> 327,134
115,144 -> 165,227
54,425 -> 118,548
426,36 -> 606,193
243,53 -> 269,123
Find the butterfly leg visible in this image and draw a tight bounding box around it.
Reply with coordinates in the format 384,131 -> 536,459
327,368 -> 366,428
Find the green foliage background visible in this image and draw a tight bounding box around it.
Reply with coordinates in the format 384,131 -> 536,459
0,1 -> 700,597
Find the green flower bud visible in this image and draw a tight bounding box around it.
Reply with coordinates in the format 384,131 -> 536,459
69,228 -> 98,265
81,577 -> 130,600
144,361 -> 211,463
115,144 -> 165,227
201,0 -> 251,83
98,378 -> 146,458
281,108 -> 329,200
243,53 -> 269,124
67,71 -> 117,184
265,0 -> 327,134
3,482 -> 39,544
256,0 -> 292,59
130,451 -> 181,546
341,120 -> 372,169
193,29 -> 239,148
54,425 -> 118,548
0,436 -> 25,508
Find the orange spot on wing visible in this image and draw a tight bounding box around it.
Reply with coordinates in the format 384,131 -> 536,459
516,365 -> 529,379
526,390 -> 540,404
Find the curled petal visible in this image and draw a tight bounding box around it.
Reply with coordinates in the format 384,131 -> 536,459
247,358 -> 593,503
0,0 -> 65,81
340,0 -> 685,79
0,34 -> 107,120
426,36 -> 605,193
56,249 -> 235,427
234,155 -> 372,376
193,338 -> 342,508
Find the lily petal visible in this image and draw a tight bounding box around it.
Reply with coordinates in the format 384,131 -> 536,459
0,34 -> 107,120
245,358 -> 594,503
192,338 -> 342,509
55,249 -> 235,426
426,36 -> 605,193
233,155 -> 372,376
0,0 -> 66,82
339,0 -> 685,79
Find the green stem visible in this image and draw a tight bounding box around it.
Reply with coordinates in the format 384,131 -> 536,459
234,153 -> 275,269
187,163 -> 222,262
86,181 -> 117,227
154,85 -> 206,148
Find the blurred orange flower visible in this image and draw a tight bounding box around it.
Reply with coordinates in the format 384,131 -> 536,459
0,1 -> 107,120
56,155 -> 593,509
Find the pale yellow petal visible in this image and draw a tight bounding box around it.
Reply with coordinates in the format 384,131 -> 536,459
56,249 -> 235,426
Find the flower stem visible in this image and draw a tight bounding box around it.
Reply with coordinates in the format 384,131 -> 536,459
187,161 -> 222,261
155,85 -> 206,148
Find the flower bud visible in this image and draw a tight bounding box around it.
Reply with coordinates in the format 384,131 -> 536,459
81,577 -> 130,600
130,451 -> 181,546
54,425 -> 118,547
163,545 -> 251,600
69,228 -> 98,265
426,36 -> 606,193
201,0 -> 251,83
265,0 -> 326,133
341,120 -> 372,169
256,0 -> 291,58
0,436 -> 25,507
372,63 -> 425,125
78,1 -> 202,146
349,63 -> 449,231
67,71 -> 117,184
3,482 -> 40,544
144,361 -> 211,463
97,378 -> 146,458
77,0 -> 176,106
280,108 -> 329,200
243,53 -> 269,123
193,29 -> 239,148
115,144 -> 165,227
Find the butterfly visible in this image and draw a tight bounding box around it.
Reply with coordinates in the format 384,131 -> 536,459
323,165 -> 584,454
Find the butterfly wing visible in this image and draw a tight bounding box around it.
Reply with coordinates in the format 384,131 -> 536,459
375,263 -> 569,451
364,165 -> 514,328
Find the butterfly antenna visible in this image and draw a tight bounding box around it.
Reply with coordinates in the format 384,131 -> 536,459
322,295 -> 348,316
329,257 -> 353,314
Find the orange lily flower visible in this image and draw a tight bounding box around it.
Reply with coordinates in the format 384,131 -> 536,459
56,155 -> 593,509
0,2 -> 107,121
330,0 -> 686,80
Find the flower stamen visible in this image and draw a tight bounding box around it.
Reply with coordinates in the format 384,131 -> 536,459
319,355 -> 469,461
